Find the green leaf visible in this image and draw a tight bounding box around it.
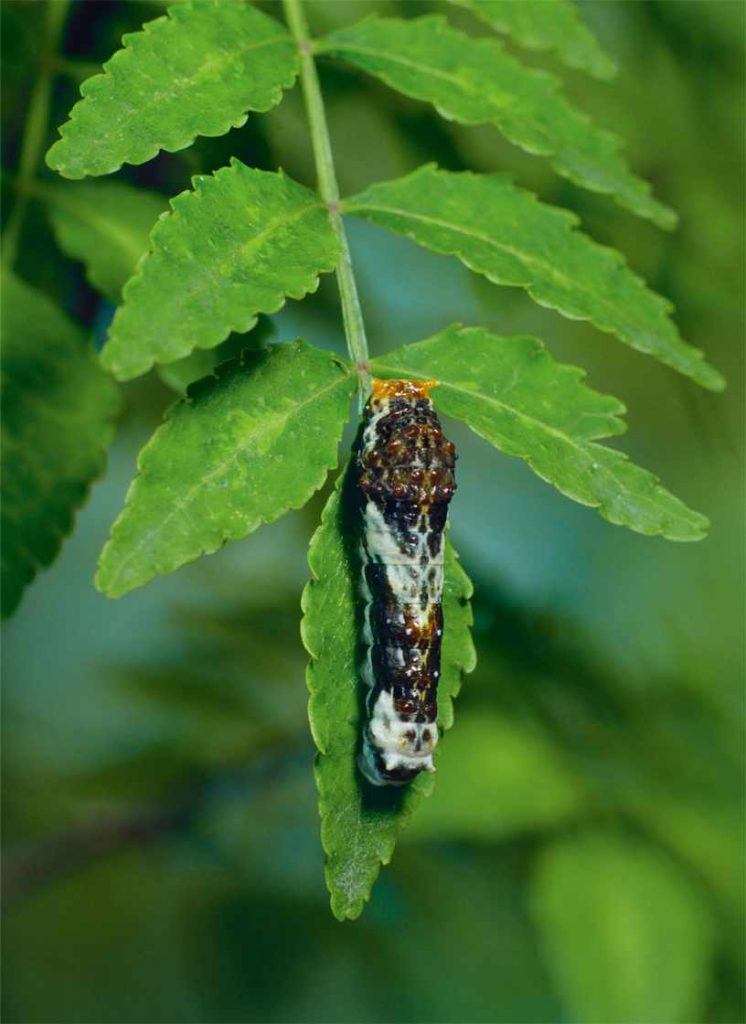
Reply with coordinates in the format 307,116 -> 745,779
451,0 -> 617,81
531,832 -> 714,1022
1,273 -> 120,616
345,167 -> 724,391
156,316 -> 275,395
101,161 -> 341,381
42,181 -> 167,302
96,341 -> 355,598
371,325 -> 709,541
407,712 -> 586,841
302,462 -> 476,920
318,16 -> 670,228
46,1 -> 299,179
155,332 -> 256,396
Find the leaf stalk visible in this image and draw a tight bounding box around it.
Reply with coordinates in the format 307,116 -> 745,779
282,0 -> 371,397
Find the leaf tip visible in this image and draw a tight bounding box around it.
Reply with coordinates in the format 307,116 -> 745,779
93,561 -> 119,600
699,364 -> 727,393
658,206 -> 679,231
44,142 -> 61,172
329,893 -> 364,922
44,141 -> 84,180
99,342 -> 152,383
670,515 -> 710,543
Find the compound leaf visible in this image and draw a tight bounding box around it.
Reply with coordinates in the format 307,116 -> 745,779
345,167 -> 723,391
101,161 -> 341,381
531,832 -> 714,1022
302,461 -> 476,920
319,16 -> 669,227
452,0 -> 617,80
46,0 -> 298,178
371,325 -> 708,541
1,273 -> 120,616
43,181 -> 167,302
96,341 -> 355,598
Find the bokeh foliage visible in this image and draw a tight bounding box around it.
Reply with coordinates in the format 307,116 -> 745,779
2,1 -> 743,1022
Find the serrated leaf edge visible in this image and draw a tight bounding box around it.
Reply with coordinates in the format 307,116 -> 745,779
372,325 -> 709,541
302,475 -> 476,919
102,163 -> 342,381
450,0 -> 618,81
46,6 -> 299,179
319,15 -> 672,229
343,166 -> 724,392
3,417 -> 121,617
1,277 -> 122,616
96,343 -> 355,597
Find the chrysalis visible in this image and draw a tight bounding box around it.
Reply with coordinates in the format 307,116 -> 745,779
357,378 -> 457,786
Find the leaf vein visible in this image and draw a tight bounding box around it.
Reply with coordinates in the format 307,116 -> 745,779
103,370 -> 351,593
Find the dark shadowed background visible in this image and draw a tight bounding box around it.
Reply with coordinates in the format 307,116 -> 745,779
2,1 -> 744,1021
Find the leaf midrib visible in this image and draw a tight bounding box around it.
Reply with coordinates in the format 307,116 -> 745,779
320,25 -> 666,225
372,361 -> 700,531
170,201 -> 323,314
318,30 -> 601,163
221,201 -> 323,277
345,199 -> 657,346
318,33 -> 514,110
371,358 -> 606,456
84,33 -> 294,127
112,200 -> 326,364
102,366 -> 352,592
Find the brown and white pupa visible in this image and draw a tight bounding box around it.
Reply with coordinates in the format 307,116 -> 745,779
357,379 -> 456,786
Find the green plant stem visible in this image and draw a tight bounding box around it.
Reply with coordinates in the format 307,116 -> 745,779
282,0 -> 370,396
2,0 -> 70,272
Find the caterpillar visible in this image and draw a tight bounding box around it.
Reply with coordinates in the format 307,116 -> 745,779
357,378 -> 457,786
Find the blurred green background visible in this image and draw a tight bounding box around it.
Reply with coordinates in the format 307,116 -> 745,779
2,1 -> 744,1021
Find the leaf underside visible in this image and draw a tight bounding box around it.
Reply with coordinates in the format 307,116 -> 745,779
96,341 -> 356,598
371,325 -> 708,541
452,0 -> 617,81
43,181 -> 167,302
46,0 -> 299,178
1,273 -> 121,617
344,166 -> 724,391
102,161 -> 341,381
531,832 -> 714,1023
302,460 -> 476,921
319,15 -> 670,227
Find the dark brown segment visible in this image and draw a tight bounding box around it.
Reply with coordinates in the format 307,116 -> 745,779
359,398 -> 456,507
